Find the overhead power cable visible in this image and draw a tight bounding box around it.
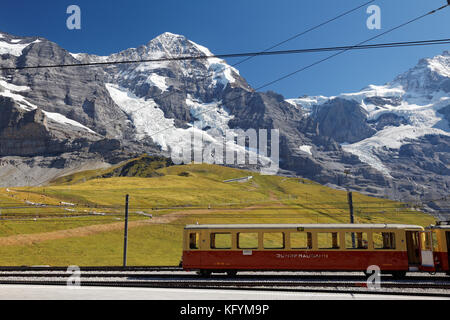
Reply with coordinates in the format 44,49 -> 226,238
231,0 -> 376,68
1,2 -> 378,72
2,38 -> 450,71
254,3 -> 450,90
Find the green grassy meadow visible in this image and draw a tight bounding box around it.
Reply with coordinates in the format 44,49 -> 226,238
0,159 -> 436,266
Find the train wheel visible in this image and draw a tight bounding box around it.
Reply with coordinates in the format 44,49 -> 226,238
390,271 -> 406,279
226,270 -> 237,277
198,270 -> 212,277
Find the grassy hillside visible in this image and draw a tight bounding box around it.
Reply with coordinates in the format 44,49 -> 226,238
50,154 -> 172,185
0,157 -> 436,266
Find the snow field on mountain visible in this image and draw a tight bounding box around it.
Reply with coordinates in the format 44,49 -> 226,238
146,73 -> 169,92
42,111 -> 97,134
106,83 -> 219,160
188,40 -> 239,88
105,83 -> 182,150
187,95 -> 232,135
106,84 -> 273,168
299,145 -> 313,156
0,78 -> 96,133
0,78 -> 38,111
0,38 -> 41,56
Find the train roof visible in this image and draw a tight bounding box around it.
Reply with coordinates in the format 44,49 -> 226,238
427,225 -> 450,229
185,223 -> 424,230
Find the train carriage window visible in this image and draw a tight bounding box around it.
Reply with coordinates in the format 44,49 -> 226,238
422,232 -> 433,251
210,233 -> 232,249
290,232 -> 312,249
421,232 -> 438,251
373,232 -> 396,249
318,232 -> 340,249
263,232 -> 285,249
345,232 -> 368,249
432,232 -> 438,251
237,233 -> 259,249
189,233 -> 199,250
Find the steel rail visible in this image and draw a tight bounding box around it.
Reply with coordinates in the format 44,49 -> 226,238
0,271 -> 448,289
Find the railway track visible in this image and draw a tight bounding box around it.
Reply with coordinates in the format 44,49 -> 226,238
0,271 -> 447,281
0,269 -> 449,297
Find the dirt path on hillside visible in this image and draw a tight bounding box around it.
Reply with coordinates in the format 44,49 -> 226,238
0,209 -> 214,247
0,197 -> 291,247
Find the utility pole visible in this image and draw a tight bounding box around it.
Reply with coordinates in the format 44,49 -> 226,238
344,170 -> 356,248
123,194 -> 129,268
348,191 -> 356,248
347,191 -> 355,223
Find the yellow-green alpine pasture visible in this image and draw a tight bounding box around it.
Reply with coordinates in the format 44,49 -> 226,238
0,156 -> 436,266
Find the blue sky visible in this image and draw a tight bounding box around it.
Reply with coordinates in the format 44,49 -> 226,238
1,0 -> 449,98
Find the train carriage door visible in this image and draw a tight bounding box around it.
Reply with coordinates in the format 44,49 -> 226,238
405,231 -> 421,266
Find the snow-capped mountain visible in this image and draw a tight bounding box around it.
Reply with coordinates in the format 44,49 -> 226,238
287,50 -> 450,178
0,30 -> 449,214
74,32 -> 249,102
73,32 -> 269,167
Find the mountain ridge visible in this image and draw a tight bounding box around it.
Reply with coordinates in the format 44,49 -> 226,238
0,30 -> 449,215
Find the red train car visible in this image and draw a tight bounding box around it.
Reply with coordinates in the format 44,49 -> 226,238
182,223 -> 449,277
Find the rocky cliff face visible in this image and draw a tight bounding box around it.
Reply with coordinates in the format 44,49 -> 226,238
438,104 -> 450,123
310,98 -> 376,144
11,39 -> 132,139
0,30 -> 449,214
0,96 -> 54,156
